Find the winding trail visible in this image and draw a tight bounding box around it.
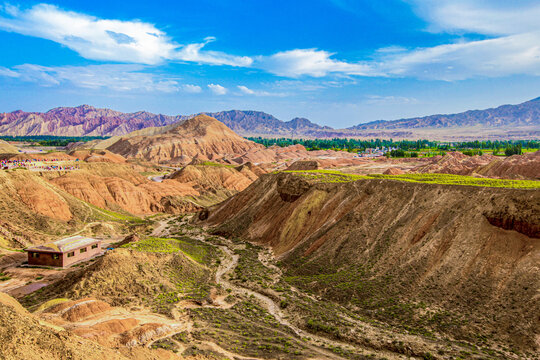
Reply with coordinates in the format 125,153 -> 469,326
194,233 -> 403,360
151,218 -> 404,360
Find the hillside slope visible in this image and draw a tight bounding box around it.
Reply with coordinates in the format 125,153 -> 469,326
200,173 -> 540,353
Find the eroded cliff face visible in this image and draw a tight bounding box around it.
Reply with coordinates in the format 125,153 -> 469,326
200,173 -> 540,352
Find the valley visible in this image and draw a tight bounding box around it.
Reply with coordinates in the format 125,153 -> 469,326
5,210 -> 535,360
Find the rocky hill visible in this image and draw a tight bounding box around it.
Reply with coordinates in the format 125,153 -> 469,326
168,160 -> 262,194
0,151 -> 265,244
200,172 -> 540,354
106,115 -> 263,164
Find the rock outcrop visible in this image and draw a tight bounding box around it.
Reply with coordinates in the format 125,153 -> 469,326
169,162 -> 259,193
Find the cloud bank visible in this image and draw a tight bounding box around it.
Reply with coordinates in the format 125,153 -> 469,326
0,3 -> 251,66
1,1 -> 540,84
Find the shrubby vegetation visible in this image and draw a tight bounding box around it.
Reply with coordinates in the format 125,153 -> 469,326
461,149 -> 483,156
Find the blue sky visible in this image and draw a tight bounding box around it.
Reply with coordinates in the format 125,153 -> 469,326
1,0 -> 540,127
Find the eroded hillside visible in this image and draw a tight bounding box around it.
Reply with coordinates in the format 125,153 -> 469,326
200,172 -> 540,354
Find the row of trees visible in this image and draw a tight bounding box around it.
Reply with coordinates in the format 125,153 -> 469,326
0,135 -> 108,147
248,137 -> 539,153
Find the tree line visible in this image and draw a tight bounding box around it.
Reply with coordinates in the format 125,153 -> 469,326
247,137 -> 539,153
0,135 -> 109,147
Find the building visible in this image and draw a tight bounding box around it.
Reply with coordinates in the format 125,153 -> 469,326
25,236 -> 102,267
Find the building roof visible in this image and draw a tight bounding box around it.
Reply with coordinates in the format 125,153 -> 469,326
26,235 -> 100,253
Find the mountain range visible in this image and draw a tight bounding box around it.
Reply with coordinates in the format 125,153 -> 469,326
1,98 -> 539,140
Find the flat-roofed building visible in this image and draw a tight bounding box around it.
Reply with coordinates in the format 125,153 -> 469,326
25,236 -> 101,267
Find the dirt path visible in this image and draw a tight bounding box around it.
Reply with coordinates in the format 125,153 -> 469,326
192,234 -> 389,360
147,175 -> 165,183
152,218 -> 406,360
150,219 -> 170,237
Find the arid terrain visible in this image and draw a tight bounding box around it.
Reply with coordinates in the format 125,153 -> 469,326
0,115 -> 539,360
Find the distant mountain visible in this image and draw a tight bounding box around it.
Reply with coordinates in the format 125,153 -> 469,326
1,98 -> 539,140
0,107 -> 330,137
205,110 -> 331,137
0,105 -> 184,136
350,97 -> 540,130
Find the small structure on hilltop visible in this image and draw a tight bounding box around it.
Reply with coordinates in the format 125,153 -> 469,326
25,236 -> 101,267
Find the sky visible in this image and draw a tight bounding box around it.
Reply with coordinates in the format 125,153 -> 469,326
1,0 -> 540,127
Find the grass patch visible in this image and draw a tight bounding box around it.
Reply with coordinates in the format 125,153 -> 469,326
282,170 -> 368,183
122,236 -> 217,265
369,173 -> 540,189
231,243 -> 276,289
197,161 -> 235,168
35,298 -> 70,312
283,170 -> 540,189
86,203 -> 145,223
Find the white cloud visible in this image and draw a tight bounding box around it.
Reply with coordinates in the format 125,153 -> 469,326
237,85 -> 255,95
236,85 -> 286,97
1,1 -> 540,83
182,84 -> 202,93
257,49 -> 373,77
0,64 -> 181,92
370,1 -> 540,80
0,3 -> 251,66
208,83 -> 228,95
409,0 -> 540,36
377,32 -> 540,80
256,2 -> 540,80
0,66 -> 20,78
174,37 -> 252,67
